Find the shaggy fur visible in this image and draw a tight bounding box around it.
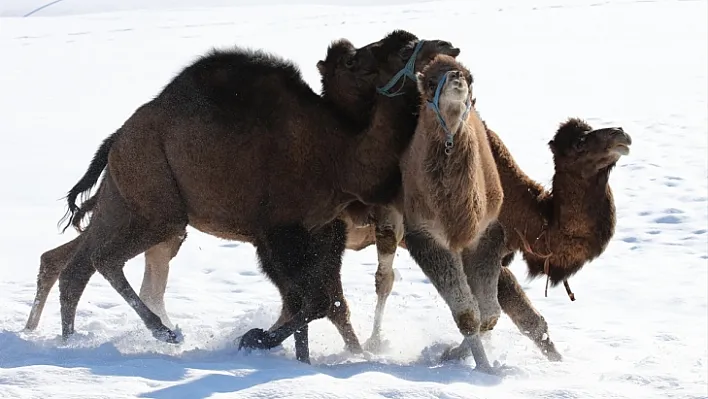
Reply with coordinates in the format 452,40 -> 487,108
338,119 -> 631,361
399,55 -> 504,371
27,31 -> 462,364
402,56 -> 502,252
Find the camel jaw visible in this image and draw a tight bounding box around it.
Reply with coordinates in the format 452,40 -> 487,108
611,143 -> 630,156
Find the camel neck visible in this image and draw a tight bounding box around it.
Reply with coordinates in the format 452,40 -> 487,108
341,91 -> 419,205
550,168 -> 614,230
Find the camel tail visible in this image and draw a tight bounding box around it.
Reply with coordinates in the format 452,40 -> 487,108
57,130 -> 119,233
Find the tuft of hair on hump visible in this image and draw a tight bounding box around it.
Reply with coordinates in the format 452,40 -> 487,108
548,117 -> 593,154
189,45 -> 306,87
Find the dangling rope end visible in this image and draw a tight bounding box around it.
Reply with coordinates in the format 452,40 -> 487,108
564,280 -> 575,301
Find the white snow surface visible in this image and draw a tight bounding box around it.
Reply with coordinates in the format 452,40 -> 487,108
1,0 -> 707,398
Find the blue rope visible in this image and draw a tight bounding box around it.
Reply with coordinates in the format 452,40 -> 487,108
426,72 -> 473,155
376,40 -> 426,97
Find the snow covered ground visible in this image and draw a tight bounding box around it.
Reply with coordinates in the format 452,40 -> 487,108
1,0 -> 706,397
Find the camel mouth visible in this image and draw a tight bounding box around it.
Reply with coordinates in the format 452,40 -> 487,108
443,47 -> 461,58
608,130 -> 632,156
611,143 -> 630,156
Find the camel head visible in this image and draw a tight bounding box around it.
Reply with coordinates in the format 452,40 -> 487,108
549,118 -> 632,179
317,38 -> 378,121
357,30 -> 461,98
524,118 -> 631,287
415,55 -> 475,142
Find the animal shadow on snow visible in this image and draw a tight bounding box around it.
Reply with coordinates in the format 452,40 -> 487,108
140,357 -> 503,399
0,330 -> 502,398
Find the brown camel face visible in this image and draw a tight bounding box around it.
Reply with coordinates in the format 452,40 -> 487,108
415,55 -> 475,139
359,30 -> 461,90
317,38 -> 378,120
549,118 -> 632,178
417,55 -> 474,101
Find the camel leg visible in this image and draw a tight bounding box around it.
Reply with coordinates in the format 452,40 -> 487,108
268,276 -> 361,357
364,207 -> 403,352
58,174 -> 185,343
25,238 -> 81,331
268,304 -> 291,332
326,279 -> 363,355
462,221 -> 505,333
242,219 -> 360,364
498,267 -> 562,361
404,223 -> 501,374
267,280 -> 310,362
138,231 -> 187,329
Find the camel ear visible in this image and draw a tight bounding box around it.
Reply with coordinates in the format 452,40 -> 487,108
416,72 -> 425,94
548,139 -> 557,153
316,60 -> 326,75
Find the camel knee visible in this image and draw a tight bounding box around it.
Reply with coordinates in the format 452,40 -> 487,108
455,309 -> 481,336
375,267 -> 394,298
327,297 -> 351,324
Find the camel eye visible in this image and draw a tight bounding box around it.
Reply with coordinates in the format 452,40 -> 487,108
344,56 -> 356,69
573,136 -> 588,152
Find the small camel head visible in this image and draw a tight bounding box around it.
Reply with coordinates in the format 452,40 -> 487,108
415,55 -> 475,142
549,118 -> 632,178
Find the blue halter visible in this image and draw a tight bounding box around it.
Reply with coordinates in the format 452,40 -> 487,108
426,71 -> 473,155
376,40 -> 426,97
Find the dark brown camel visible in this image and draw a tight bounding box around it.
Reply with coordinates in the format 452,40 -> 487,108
25,39 -> 388,338
32,31 -> 489,366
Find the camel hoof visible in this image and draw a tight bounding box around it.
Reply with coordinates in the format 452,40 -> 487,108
152,325 -> 182,344
363,335 -> 390,353
541,343 -> 563,362
480,315 -> 499,332
238,328 -> 273,350
440,343 -> 470,363
296,353 -> 311,364
474,361 -> 520,377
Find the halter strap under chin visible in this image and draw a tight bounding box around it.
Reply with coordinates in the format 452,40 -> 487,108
426,71 -> 473,155
376,40 -> 426,97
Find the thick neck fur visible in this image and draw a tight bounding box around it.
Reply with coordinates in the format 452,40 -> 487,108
341,89 -> 420,206
436,99 -> 469,139
406,106 -> 501,252
550,166 -> 615,239
487,126 -> 617,284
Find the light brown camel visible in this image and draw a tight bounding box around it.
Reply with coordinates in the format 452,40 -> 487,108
397,54 -> 505,370
32,31 -> 512,368
345,117 -> 631,361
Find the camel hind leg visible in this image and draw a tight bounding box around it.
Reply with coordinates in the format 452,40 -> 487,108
25,238 -> 82,331
497,267 -> 562,361
138,231 -> 187,329
58,170 -> 186,342
364,206 -> 403,352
